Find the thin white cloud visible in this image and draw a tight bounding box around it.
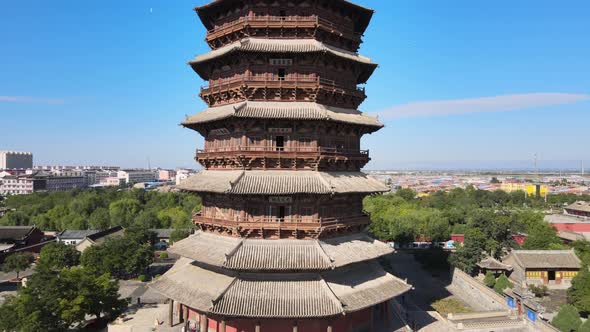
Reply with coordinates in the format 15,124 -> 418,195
0,96 -> 65,104
375,93 -> 590,119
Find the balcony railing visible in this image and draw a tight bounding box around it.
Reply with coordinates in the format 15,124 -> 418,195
194,213 -> 369,231
206,15 -> 360,41
201,74 -> 365,97
196,146 -> 369,157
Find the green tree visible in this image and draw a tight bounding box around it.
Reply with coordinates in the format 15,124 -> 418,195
170,229 -> 191,244
493,274 -> 512,294
81,235 -> 153,279
37,242 -> 80,271
88,207 -> 111,230
484,271 -> 496,288
552,304 -> 582,332
522,222 -> 562,250
109,198 -> 141,227
157,207 -> 191,229
567,268 -> 590,315
0,267 -> 126,331
2,252 -> 33,278
451,228 -> 487,274
579,320 -> 590,332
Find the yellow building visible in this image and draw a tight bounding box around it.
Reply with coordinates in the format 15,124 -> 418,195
500,183 -> 548,197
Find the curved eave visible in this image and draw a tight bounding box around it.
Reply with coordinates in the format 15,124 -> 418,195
149,258 -> 411,319
180,101 -> 384,134
176,170 -> 390,195
169,231 -> 395,271
188,38 -> 378,83
195,0 -> 374,35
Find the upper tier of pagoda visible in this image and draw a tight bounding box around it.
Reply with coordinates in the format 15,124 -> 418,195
195,0 -> 374,52
190,38 -> 377,109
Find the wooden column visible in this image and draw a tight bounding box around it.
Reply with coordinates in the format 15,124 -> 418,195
293,321 -> 298,332
255,321 -> 261,332
168,299 -> 174,327
221,320 -> 227,332
369,306 -> 375,331
327,323 -> 333,332
178,303 -> 184,323
200,315 -> 208,332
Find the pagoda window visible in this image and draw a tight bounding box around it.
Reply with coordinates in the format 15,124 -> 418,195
274,135 -> 285,151
277,68 -> 286,81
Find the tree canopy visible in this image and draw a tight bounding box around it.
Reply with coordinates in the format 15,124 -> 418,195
2,252 -> 33,279
0,188 -> 201,231
0,267 -> 127,331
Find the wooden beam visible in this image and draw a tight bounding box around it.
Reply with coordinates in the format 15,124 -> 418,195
168,299 -> 174,327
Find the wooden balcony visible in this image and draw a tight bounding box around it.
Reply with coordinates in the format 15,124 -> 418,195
206,15 -> 361,45
200,75 -> 366,103
194,213 -> 370,238
196,146 -> 369,161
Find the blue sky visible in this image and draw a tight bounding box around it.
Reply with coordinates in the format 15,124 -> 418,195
1,0 -> 589,170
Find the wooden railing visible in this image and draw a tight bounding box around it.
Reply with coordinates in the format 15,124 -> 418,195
201,74 -> 365,97
197,146 -> 368,155
194,213 -> 369,231
206,15 -> 360,41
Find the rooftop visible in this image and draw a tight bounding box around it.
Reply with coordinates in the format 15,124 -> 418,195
177,170 -> 389,195
149,257 -> 410,319
170,231 -> 393,271
545,214 -> 590,224
0,226 -> 36,241
508,250 -> 581,269
565,201 -> 590,213
477,256 -> 513,271
182,101 -> 382,130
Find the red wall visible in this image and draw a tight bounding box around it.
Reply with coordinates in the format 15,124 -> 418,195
185,307 -> 373,332
552,223 -> 590,232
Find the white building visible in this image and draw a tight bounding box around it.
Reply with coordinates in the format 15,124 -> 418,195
0,151 -> 33,170
117,169 -> 157,185
0,173 -> 35,195
175,169 -> 195,185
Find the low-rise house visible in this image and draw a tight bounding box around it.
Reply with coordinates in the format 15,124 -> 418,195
0,226 -> 47,261
564,201 -> 590,218
57,230 -> 101,245
502,250 -> 581,289
149,229 -> 174,243
76,226 -> 125,252
477,256 -> 513,276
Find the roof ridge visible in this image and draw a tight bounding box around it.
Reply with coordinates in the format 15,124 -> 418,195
318,276 -> 346,316
314,240 -> 335,269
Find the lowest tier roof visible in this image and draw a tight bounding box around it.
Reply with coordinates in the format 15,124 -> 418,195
170,231 -> 393,271
181,101 -> 383,131
177,170 -> 389,195
150,257 -> 410,319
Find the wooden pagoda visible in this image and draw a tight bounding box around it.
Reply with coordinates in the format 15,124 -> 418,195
151,1 -> 411,331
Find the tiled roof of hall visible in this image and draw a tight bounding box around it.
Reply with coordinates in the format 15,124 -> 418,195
176,170 -> 389,195
181,101 -> 383,130
194,1 -> 374,35
169,231 -> 394,271
149,257 -> 410,318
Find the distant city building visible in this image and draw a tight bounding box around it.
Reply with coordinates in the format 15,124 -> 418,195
0,173 -> 36,195
33,175 -> 87,192
500,182 -> 548,197
117,169 -> 157,185
0,151 -> 33,170
175,169 -> 194,185
158,169 -> 177,181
